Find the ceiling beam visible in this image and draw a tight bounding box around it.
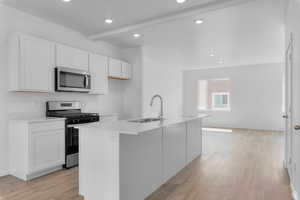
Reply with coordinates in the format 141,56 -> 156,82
89,0 -> 254,40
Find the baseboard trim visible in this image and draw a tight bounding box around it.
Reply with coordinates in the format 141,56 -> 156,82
27,165 -> 63,181
291,183 -> 298,200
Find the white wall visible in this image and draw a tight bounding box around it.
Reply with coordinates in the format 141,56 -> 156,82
0,5 -> 124,176
183,63 -> 284,131
122,46 -> 184,119
141,46 -> 183,118
121,47 -> 143,119
138,0 -> 285,119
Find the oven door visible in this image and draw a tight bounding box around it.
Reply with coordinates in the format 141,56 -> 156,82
65,126 -> 79,168
55,67 -> 91,92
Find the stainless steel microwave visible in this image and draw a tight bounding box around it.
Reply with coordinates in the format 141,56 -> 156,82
55,67 -> 91,93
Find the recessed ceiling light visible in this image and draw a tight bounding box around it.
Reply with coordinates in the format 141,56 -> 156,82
194,19 -> 204,24
105,18 -> 113,24
176,0 -> 186,4
62,0 -> 72,2
210,53 -> 215,57
133,33 -> 141,38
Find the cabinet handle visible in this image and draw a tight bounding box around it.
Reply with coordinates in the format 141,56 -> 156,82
294,125 -> 300,130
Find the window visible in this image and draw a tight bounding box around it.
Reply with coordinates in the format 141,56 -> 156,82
212,92 -> 230,110
198,78 -> 231,111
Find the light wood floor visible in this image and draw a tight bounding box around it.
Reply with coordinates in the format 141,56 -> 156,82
0,129 -> 292,200
147,129 -> 292,200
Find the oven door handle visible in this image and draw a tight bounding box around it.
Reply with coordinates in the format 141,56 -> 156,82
67,124 -> 78,128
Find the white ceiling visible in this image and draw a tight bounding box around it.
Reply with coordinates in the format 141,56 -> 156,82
3,0 -> 228,36
103,0 -> 286,47
119,0 -> 286,68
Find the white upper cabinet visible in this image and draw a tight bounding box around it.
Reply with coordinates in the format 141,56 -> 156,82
9,34 -> 55,92
89,53 -> 109,95
56,44 -> 89,71
9,33 -> 132,93
108,58 -> 132,80
108,58 -> 122,78
121,62 -> 132,79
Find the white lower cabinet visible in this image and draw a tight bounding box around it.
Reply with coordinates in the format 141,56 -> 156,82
187,119 -> 202,163
9,119 -> 65,181
29,129 -> 65,174
163,123 -> 187,182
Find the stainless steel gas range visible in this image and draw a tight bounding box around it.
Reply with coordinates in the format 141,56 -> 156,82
46,101 -> 99,168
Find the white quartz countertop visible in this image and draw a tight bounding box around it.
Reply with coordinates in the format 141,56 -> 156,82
76,114 -> 208,135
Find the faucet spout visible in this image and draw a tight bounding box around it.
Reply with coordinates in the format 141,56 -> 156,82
150,95 -> 164,119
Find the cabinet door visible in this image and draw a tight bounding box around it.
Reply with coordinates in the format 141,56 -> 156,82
56,44 -> 89,71
163,123 -> 187,182
108,58 -> 122,78
121,62 -> 132,79
187,119 -> 202,163
19,35 -> 54,92
89,53 -> 108,94
29,129 -> 65,173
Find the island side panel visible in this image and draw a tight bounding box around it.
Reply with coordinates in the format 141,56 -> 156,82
79,128 -> 120,200
120,128 -> 164,200
162,122 -> 187,182
186,119 -> 203,163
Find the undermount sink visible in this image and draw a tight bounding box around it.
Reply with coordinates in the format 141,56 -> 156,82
129,118 -> 165,123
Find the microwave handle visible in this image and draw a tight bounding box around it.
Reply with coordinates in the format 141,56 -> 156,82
84,75 -> 87,88
85,75 -> 89,88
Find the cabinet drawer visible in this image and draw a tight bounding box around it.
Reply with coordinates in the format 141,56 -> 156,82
30,121 -> 65,132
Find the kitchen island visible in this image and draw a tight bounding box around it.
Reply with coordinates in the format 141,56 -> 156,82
78,114 -> 207,200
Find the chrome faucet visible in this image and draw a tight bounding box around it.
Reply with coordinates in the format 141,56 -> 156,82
150,94 -> 164,120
